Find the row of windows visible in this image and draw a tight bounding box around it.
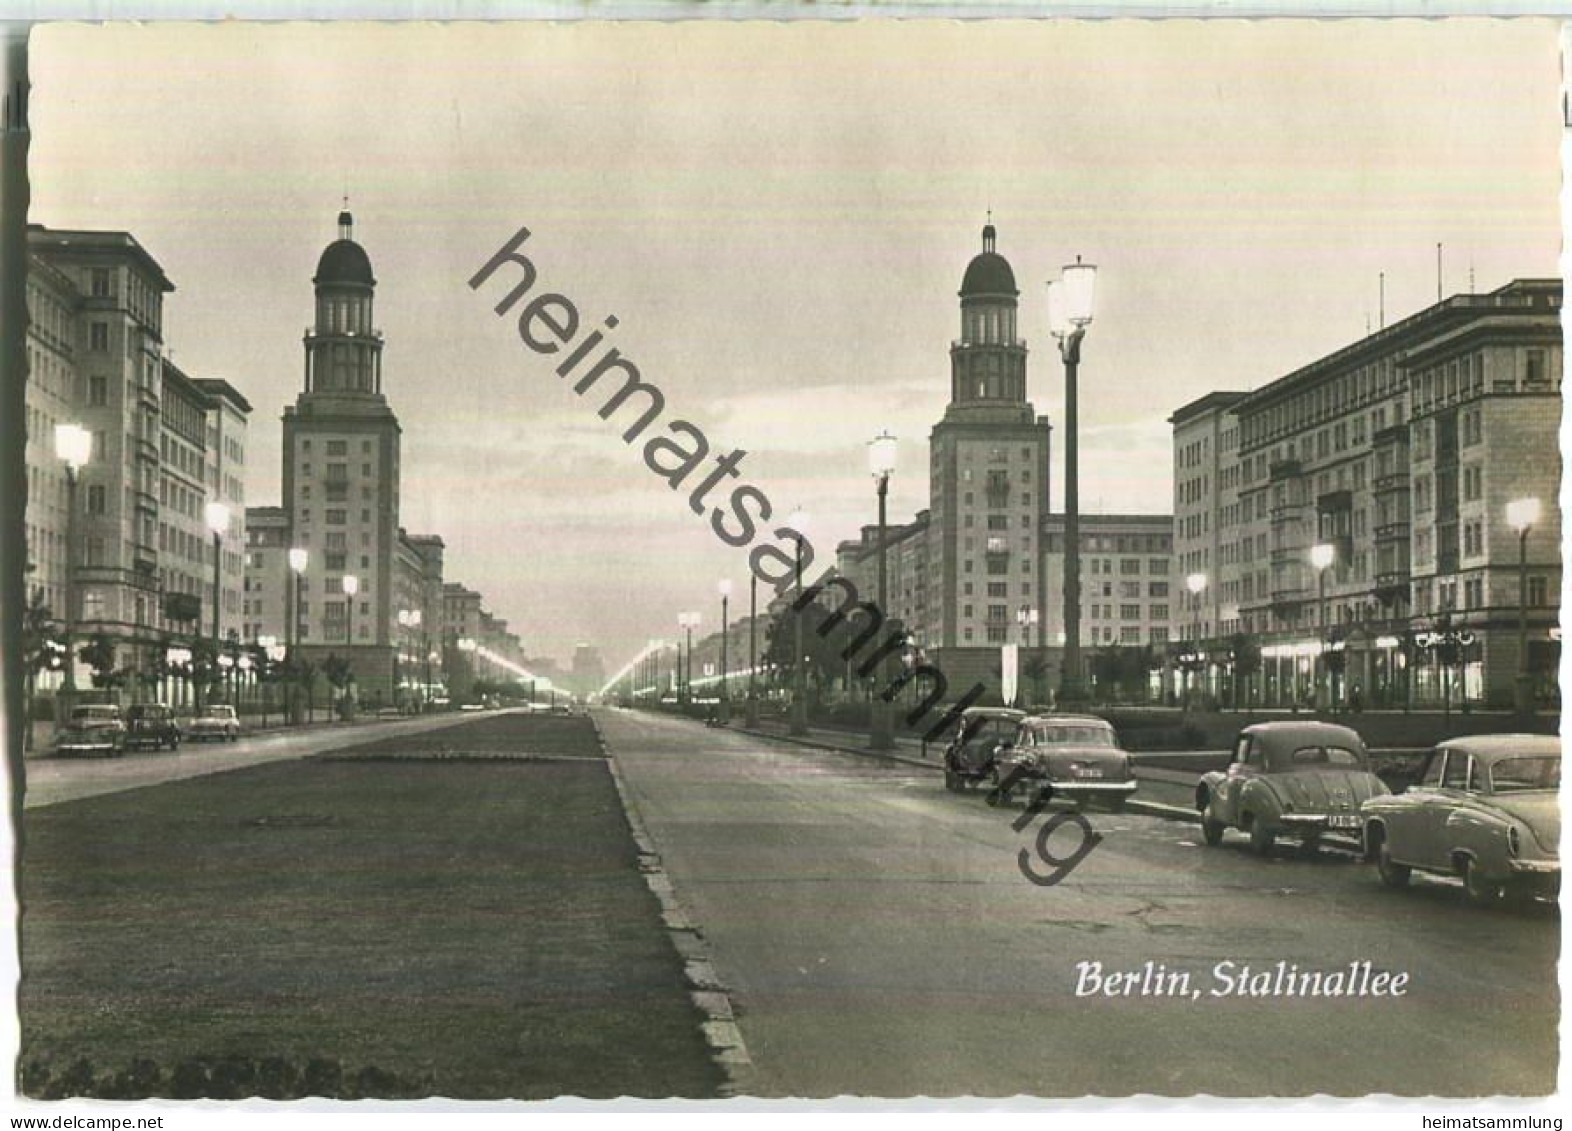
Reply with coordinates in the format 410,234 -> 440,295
1240,358 -> 1399,451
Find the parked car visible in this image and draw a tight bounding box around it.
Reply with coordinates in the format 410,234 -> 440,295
1361,735 -> 1560,906
187,704 -> 241,742
124,703 -> 182,751
990,714 -> 1137,810
1196,721 -> 1389,855
943,707 -> 1026,792
53,704 -> 127,757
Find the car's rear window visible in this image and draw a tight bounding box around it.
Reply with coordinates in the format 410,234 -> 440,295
1025,726 -> 1116,748
1267,745 -> 1365,772
1490,756 -> 1561,793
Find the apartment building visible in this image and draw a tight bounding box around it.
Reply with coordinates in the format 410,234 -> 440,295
1174,279 -> 1562,708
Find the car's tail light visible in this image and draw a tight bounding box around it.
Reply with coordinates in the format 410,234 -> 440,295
1507,826 -> 1521,857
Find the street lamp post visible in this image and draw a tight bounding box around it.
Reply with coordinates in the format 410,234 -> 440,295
342,574 -> 360,649
1047,260 -> 1098,708
342,574 -> 360,714
287,547 -> 308,723
745,573 -> 760,727
54,424 -> 92,719
718,580 -> 733,723
868,429 -> 898,750
788,507 -> 810,736
1184,572 -> 1207,709
1310,542 -> 1335,711
677,612 -> 700,707
204,502 -> 231,708
1016,606 -> 1040,706
1507,497 -> 1542,715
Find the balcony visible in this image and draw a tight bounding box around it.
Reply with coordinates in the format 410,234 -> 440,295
133,542 -> 158,574
1374,521 -> 1409,542
1316,489 -> 1353,513
1269,458 -> 1304,482
1373,471 -> 1409,494
305,327 -> 384,343
1371,423 -> 1409,447
950,338 -> 1027,351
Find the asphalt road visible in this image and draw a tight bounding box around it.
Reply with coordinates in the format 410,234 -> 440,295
20,711 -> 501,809
599,707 -> 1559,1098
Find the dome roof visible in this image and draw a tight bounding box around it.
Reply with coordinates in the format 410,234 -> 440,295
960,223 -> 1017,297
314,238 -> 375,288
961,251 -> 1017,297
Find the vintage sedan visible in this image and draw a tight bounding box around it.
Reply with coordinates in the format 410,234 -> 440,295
991,714 -> 1137,810
943,707 -> 1025,791
1361,735 -> 1560,906
125,702 -> 182,751
187,703 -> 241,742
53,704 -> 127,757
1197,721 -> 1389,855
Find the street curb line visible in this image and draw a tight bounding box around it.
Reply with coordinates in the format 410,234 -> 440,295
589,715 -> 756,1097
735,723 -> 1204,825
733,725 -> 935,771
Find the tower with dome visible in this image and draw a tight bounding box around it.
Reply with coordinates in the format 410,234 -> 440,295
926,221 -> 1054,678
277,208 -> 407,705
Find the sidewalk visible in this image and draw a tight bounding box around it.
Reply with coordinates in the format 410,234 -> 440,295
21,708 -> 423,760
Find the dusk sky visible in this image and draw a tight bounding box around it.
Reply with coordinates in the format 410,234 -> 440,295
30,20 -> 1561,676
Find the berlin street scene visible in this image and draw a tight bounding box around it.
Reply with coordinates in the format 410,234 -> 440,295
3,15 -> 1564,1115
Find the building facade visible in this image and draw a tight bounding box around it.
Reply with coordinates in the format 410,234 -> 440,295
242,506 -> 290,645
25,226 -> 249,700
1174,279 -> 1562,709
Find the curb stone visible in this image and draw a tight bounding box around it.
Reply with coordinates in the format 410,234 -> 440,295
588,714 -> 755,1097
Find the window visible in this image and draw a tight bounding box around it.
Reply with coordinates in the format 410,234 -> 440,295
1528,576 -> 1548,606
1442,753 -> 1470,790
89,322 -> 109,351
1120,558 -> 1141,575
87,484 -> 106,514
1148,581 -> 1169,598
91,268 -> 111,298
325,509 -> 346,525
1119,604 -> 1140,620
88,376 -> 107,406
1150,604 -> 1168,621
327,440 -> 348,456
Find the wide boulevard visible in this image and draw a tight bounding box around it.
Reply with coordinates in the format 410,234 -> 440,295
600,707 -> 1558,1098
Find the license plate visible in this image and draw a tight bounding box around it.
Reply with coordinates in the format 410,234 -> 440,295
1074,768 -> 1104,779
1327,814 -> 1361,829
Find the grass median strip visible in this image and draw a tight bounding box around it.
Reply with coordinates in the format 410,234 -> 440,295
19,714 -> 723,1099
